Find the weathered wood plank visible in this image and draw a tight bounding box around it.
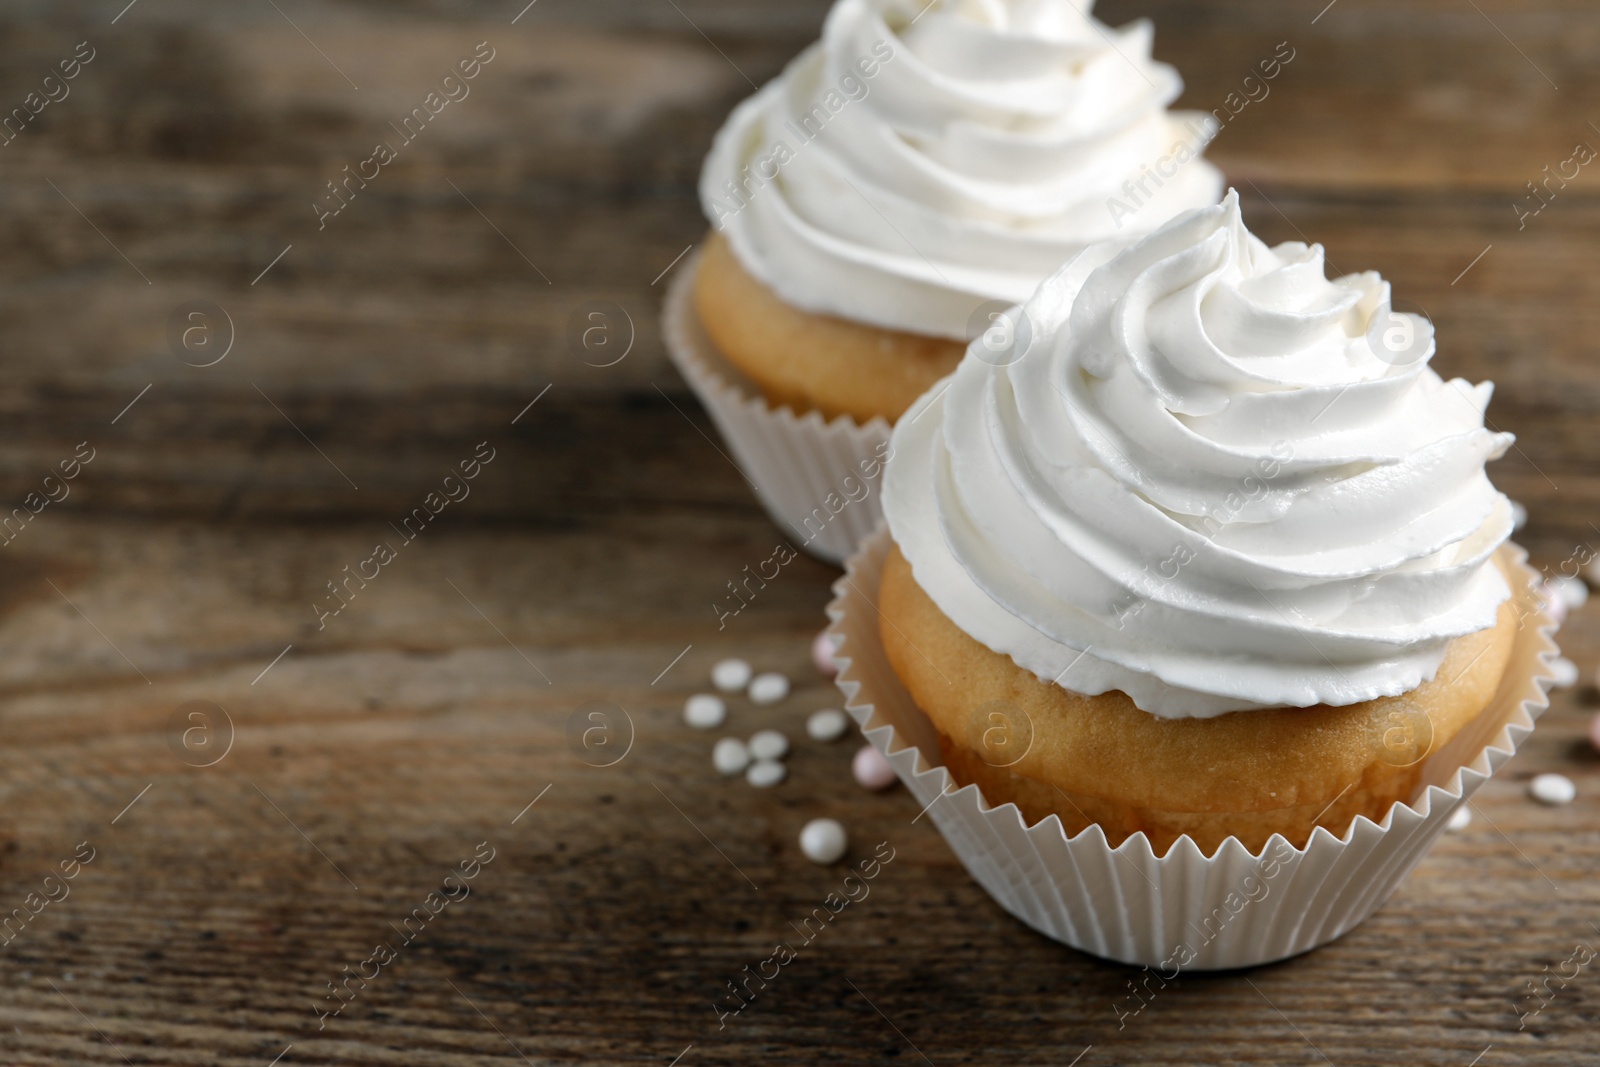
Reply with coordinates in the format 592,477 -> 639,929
0,0 -> 1596,1063
0,513 -> 1592,1065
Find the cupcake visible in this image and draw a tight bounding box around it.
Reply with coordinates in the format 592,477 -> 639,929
830,191 -> 1556,967
664,0 -> 1222,563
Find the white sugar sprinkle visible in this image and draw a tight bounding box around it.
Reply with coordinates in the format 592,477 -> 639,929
684,693 -> 725,729
711,658 -> 752,692
712,737 -> 750,776
1445,807 -> 1472,832
749,672 -> 790,705
1549,575 -> 1588,610
799,818 -> 848,865
749,729 -> 789,761
1550,657 -> 1580,688
807,708 -> 850,743
746,759 -> 787,788
1529,773 -> 1576,806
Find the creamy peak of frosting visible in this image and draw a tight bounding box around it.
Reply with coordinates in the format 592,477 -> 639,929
883,191 -> 1516,717
700,0 -> 1222,340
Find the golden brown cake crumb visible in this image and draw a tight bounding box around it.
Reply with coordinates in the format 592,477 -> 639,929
878,543 -> 1519,855
693,233 -> 964,424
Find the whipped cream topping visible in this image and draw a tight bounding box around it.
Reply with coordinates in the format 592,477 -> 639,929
884,191 -> 1516,717
700,0 -> 1223,340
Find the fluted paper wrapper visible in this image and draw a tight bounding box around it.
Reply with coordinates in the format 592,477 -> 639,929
828,527 -> 1558,970
662,248 -> 892,565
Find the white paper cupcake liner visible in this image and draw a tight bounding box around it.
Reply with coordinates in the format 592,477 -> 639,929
827,527 -> 1558,970
662,247 -> 893,565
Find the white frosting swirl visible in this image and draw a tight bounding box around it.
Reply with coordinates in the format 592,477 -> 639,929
700,0 -> 1223,339
884,191 -> 1516,717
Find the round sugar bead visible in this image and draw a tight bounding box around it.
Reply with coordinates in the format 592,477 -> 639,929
852,745 -> 897,791
799,818 -> 848,865
1529,773 -> 1576,806
1549,575 -> 1588,610
807,708 -> 849,743
747,760 -> 787,788
684,694 -> 725,729
713,737 -> 750,777
812,631 -> 839,677
712,658 -> 752,692
749,672 -> 790,705
749,729 -> 789,761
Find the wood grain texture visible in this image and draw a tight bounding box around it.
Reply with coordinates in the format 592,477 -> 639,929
0,0 -> 1596,1064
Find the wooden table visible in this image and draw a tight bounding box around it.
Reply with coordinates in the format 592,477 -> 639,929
0,0 -> 1596,1063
